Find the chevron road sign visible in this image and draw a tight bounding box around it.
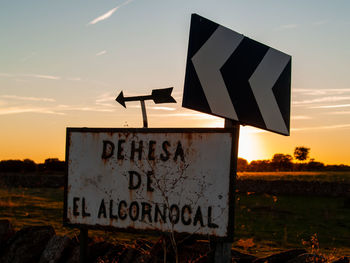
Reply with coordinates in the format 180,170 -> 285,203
183,14 -> 291,135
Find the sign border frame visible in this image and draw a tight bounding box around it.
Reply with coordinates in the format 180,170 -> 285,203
63,127 -> 237,242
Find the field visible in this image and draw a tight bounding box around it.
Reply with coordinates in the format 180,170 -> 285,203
238,171 -> 350,183
0,171 -> 350,258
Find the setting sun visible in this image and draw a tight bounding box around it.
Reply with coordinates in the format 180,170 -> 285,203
238,128 -> 261,163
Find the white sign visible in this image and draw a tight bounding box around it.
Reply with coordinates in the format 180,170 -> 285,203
64,128 -> 235,238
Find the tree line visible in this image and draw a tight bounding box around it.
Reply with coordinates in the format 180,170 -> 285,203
1,146 -> 349,173
0,158 -> 65,173
238,146 -> 350,172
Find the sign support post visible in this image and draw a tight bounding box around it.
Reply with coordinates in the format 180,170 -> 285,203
140,100 -> 148,128
213,118 -> 240,262
79,227 -> 88,263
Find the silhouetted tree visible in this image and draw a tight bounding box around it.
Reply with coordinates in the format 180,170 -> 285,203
271,153 -> 293,171
237,158 -> 248,172
248,160 -> 273,172
306,159 -> 325,171
42,158 -> 65,172
23,159 -> 37,172
0,159 -> 37,173
294,146 -> 310,162
0,160 -> 23,173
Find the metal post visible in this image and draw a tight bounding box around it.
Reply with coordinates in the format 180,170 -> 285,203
79,227 -> 88,263
213,118 -> 240,263
140,100 -> 148,128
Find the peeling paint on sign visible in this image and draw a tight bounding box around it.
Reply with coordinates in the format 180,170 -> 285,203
64,128 -> 235,239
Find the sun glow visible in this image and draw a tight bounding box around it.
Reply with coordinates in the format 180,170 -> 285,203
203,117 -> 260,162
238,128 -> 260,162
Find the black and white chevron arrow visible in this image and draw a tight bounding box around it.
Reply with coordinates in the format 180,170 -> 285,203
182,14 -> 291,136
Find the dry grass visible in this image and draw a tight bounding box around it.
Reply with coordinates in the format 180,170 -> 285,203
1,178 -> 350,259
238,171 -> 350,183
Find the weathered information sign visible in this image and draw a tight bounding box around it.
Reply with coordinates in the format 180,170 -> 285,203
64,128 -> 235,239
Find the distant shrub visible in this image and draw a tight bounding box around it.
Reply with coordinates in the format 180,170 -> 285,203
41,158 -> 65,172
0,159 -> 37,173
247,160 -> 273,172
0,158 -> 66,174
237,158 -> 248,172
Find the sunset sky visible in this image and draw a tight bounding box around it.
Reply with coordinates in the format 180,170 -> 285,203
1,0 -> 350,164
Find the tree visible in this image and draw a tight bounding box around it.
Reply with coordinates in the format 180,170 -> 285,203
42,158 -> 65,172
294,146 -> 310,162
237,158 -> 248,172
247,160 -> 272,172
22,159 -> 37,172
271,153 -> 293,171
0,160 -> 23,173
306,159 -> 324,171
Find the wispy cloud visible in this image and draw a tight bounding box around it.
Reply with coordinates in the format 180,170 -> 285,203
21,52 -> 37,63
0,73 -> 14,77
1,72 -> 83,82
66,77 -> 82,81
95,93 -> 116,107
128,105 -> 141,109
291,115 -> 311,120
311,104 -> 350,109
292,124 -> 350,132
151,112 -> 221,120
0,107 -> 64,116
88,0 -> 133,25
150,106 -> 176,111
1,95 -> 55,102
312,20 -> 329,26
293,88 -> 350,96
327,111 -> 350,115
57,104 -> 115,112
293,96 -> 350,105
96,50 -> 107,56
0,101 -> 117,116
275,24 -> 298,31
22,73 -> 61,80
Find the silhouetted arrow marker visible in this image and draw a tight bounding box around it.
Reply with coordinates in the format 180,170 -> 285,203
116,87 -> 176,128
116,87 -> 176,108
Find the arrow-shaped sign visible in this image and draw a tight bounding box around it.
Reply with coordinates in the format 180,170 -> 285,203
191,25 -> 243,120
116,87 -> 176,108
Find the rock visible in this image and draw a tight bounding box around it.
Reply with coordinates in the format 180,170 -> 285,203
94,244 -> 126,263
88,241 -> 114,262
39,235 -> 73,263
286,253 -> 326,263
66,245 -> 80,263
147,238 -> 164,263
0,225 -> 55,263
232,249 -> 257,263
132,240 -> 153,263
66,241 -> 118,263
333,256 -> 350,263
119,247 -> 139,263
0,220 -> 15,250
253,249 -> 307,263
343,198 -> 350,209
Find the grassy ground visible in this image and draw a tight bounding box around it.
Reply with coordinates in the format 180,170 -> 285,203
234,192 -> 350,256
238,171 -> 350,183
1,184 -> 349,258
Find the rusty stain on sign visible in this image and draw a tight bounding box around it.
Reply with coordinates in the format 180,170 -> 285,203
64,128 -> 235,239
